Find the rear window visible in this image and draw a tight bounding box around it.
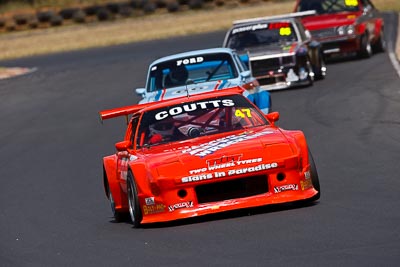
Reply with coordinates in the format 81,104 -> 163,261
226,22 -> 298,51
297,0 -> 360,14
147,53 -> 238,92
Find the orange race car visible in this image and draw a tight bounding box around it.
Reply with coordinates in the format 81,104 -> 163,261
100,87 -> 320,227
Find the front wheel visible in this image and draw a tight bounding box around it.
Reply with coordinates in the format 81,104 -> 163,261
127,170 -> 142,228
314,54 -> 326,80
358,33 -> 372,59
106,180 -> 126,222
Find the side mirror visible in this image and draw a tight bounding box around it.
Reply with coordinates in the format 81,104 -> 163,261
240,70 -> 251,80
266,111 -> 280,125
115,140 -> 131,151
135,88 -> 146,97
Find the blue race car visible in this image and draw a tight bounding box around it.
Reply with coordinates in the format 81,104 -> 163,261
135,48 -> 271,114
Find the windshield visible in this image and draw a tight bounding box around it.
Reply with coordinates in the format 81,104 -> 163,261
226,22 -> 298,51
147,53 -> 238,92
297,0 -> 361,14
136,95 -> 268,147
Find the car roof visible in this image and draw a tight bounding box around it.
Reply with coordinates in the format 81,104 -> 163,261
230,10 -> 315,27
231,17 -> 298,29
150,48 -> 236,66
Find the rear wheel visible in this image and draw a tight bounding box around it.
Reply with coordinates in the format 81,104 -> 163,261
127,171 -> 142,228
309,151 -> 320,201
372,29 -> 386,53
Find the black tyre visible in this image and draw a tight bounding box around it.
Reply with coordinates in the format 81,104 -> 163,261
167,1 -> 180,12
307,61 -> 314,86
127,171 -> 142,227
372,29 -> 386,53
59,8 -> 80,20
309,150 -> 320,201
314,53 -> 326,80
36,10 -> 56,23
105,180 -> 126,222
358,33 -> 372,59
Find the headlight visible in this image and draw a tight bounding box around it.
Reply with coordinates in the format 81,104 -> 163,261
346,25 -> 355,35
337,26 -> 345,35
337,25 -> 355,35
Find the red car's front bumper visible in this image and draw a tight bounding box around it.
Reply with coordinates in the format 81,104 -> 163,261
317,34 -> 361,55
138,166 -> 319,224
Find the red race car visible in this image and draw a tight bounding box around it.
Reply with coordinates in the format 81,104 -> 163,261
294,0 -> 386,58
100,87 -> 320,227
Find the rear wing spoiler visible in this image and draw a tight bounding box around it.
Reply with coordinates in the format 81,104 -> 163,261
99,86 -> 246,123
233,10 -> 316,25
99,102 -> 152,123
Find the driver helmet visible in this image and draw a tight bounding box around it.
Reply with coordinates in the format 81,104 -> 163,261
168,65 -> 188,85
149,120 -> 175,137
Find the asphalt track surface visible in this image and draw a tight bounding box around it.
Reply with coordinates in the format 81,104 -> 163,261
1,12 -> 399,267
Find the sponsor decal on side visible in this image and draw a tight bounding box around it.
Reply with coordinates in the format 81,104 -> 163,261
182,162 -> 279,183
145,197 -> 155,206
274,184 -> 298,193
168,201 -> 194,212
142,204 -> 166,215
300,179 -> 313,191
206,154 -> 243,170
181,130 -> 273,157
118,155 -> 129,181
232,23 -> 269,34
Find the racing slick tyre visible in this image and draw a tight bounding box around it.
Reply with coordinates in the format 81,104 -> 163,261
309,150 -> 320,201
372,29 -> 386,53
127,170 -> 142,228
314,54 -> 326,80
307,61 -> 314,86
358,33 -> 373,59
106,180 -> 126,222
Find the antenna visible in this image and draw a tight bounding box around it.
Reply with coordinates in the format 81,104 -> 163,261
185,79 -> 194,98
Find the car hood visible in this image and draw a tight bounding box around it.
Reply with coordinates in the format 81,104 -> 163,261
239,43 -> 298,58
301,12 -> 361,30
139,80 -> 238,104
142,127 -> 298,183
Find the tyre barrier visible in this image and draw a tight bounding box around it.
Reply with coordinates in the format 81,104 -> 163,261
72,9 -> 86,23
0,0 -> 254,33
36,10 -> 57,23
166,0 -> 180,12
119,4 -> 134,17
97,7 -> 113,21
188,0 -> 204,9
59,8 -> 81,20
13,14 -> 33,25
143,1 -> 157,14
